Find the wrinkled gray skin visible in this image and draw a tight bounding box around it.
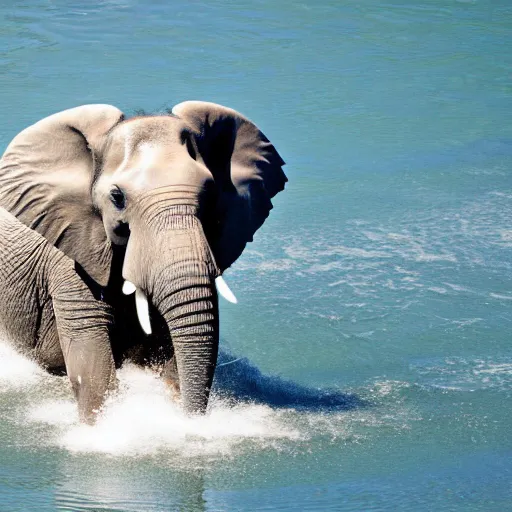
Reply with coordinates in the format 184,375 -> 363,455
0,101 -> 286,418
0,207 -> 115,424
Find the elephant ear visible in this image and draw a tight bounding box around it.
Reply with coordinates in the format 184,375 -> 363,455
172,101 -> 287,272
0,104 -> 124,286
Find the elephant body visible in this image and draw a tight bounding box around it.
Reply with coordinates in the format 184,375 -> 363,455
0,206 -> 116,423
0,101 -> 287,418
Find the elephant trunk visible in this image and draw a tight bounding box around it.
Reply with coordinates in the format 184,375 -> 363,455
159,261 -> 219,414
124,202 -> 220,414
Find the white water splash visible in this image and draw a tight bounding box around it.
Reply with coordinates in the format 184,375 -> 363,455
0,338 -> 304,459
0,340 -> 44,390
54,364 -> 302,456
0,339 -> 302,457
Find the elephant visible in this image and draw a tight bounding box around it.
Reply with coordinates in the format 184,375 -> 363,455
0,206 -> 116,424
0,101 -> 287,416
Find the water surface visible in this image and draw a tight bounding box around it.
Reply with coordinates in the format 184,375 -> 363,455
1,1 -> 511,510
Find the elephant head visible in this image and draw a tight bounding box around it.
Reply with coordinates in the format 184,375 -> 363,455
0,102 -> 286,414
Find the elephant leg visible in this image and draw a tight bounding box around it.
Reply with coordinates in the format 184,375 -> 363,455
65,337 -> 117,424
52,298 -> 117,424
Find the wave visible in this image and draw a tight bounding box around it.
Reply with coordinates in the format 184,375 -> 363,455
213,350 -> 366,411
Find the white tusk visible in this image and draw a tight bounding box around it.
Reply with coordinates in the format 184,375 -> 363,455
135,288 -> 152,335
215,276 -> 238,304
122,280 -> 136,295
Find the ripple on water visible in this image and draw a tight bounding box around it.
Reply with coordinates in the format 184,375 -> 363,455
411,357 -> 512,392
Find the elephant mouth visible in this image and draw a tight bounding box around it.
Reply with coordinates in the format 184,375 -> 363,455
121,276 -> 237,334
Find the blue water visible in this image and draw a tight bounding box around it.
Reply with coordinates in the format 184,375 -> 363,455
1,1 -> 512,510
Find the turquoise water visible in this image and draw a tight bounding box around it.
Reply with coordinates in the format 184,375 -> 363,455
1,1 -> 512,510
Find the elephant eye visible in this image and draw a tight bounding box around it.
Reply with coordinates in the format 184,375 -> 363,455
110,186 -> 126,210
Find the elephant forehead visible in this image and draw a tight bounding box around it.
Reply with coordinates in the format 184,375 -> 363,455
112,116 -> 185,148
98,118 -> 210,191
103,117 -> 188,170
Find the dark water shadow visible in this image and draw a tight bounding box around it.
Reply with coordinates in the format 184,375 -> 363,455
212,349 -> 367,412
